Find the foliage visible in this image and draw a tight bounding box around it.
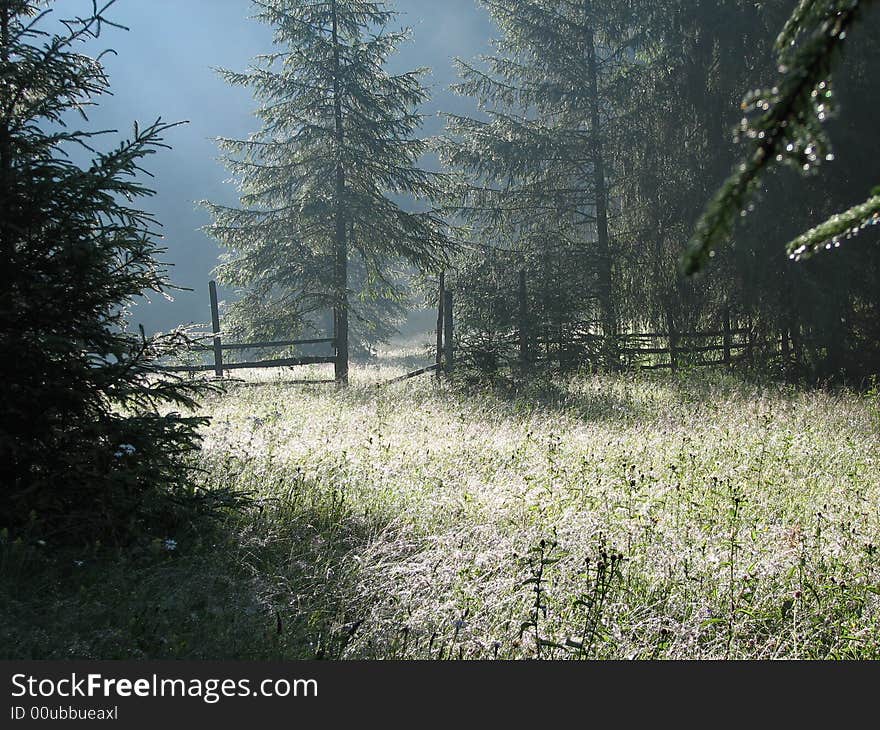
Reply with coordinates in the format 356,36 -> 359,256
440,0 -> 880,380
686,0 -> 879,273
439,0 -> 622,372
593,0 -> 880,379
202,0 -> 451,368
0,0 -> 215,542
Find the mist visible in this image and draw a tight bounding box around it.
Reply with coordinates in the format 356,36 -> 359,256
80,0 -> 494,335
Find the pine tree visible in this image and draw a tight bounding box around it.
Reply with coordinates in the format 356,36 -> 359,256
0,0 -> 213,541
621,0 -> 880,377
439,0 -> 624,370
686,0 -> 879,273
203,0 -> 450,383
610,1 -> 788,338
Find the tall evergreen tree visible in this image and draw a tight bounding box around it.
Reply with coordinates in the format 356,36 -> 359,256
445,0 -> 880,378
663,0 -> 880,376
0,0 -> 212,541
203,0 -> 450,383
440,0 -> 626,370
611,1 -> 789,337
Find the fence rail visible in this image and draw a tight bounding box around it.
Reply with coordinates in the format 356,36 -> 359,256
158,279 -> 455,380
158,274 -> 775,381
486,268 -> 782,373
158,355 -> 337,374
188,337 -> 335,352
157,281 -> 340,376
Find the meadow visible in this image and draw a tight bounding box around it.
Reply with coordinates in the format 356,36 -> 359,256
3,352 -> 880,660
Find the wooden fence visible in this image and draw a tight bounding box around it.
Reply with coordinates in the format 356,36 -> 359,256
475,269 -> 777,373
158,281 -> 338,378
160,280 -> 457,382
158,273 -> 769,380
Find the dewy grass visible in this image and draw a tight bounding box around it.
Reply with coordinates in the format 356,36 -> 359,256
2,362 -> 879,659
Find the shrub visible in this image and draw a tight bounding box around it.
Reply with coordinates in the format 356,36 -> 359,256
0,1 -> 214,542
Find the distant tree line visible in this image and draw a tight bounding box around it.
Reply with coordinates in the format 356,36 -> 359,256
208,0 -> 880,381
440,0 -> 880,380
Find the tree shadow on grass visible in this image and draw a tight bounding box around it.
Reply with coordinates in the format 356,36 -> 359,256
0,490 -> 388,660
445,367 -> 771,427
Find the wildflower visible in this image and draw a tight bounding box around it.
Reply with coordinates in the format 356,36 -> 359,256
163,538 -> 177,551
73,560 -> 84,567
114,443 -> 136,458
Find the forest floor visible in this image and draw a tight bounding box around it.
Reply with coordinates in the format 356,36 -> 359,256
4,350 -> 880,659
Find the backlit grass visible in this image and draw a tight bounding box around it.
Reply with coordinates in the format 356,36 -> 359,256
3,361 -> 879,659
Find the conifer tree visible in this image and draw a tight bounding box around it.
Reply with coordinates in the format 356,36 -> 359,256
610,1 -> 788,336
439,0 -> 624,370
203,0 -> 450,383
686,0 -> 879,273
0,0 -> 212,540
625,0 -> 880,377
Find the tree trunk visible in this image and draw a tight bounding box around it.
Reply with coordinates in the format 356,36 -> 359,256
0,6 -> 13,320
585,20 -> 617,369
331,0 -> 349,385
209,280 -> 224,378
1,6 -> 9,169
1,6 -> 11,232
518,269 -> 529,372
666,306 -> 678,373
443,290 -> 454,375
436,272 -> 444,378
723,305 -> 732,367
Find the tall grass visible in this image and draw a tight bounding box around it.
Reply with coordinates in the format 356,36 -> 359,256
3,363 -> 879,659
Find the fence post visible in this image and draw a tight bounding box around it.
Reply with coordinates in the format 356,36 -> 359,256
746,316 -> 755,365
666,308 -> 678,373
209,280 -> 223,378
722,306 -> 732,367
791,323 -> 803,364
443,289 -> 454,375
518,269 -> 528,371
436,272 -> 445,378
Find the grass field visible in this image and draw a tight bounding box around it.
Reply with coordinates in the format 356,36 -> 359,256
3,355 -> 880,659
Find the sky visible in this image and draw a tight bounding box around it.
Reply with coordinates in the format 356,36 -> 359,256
69,0 -> 495,333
